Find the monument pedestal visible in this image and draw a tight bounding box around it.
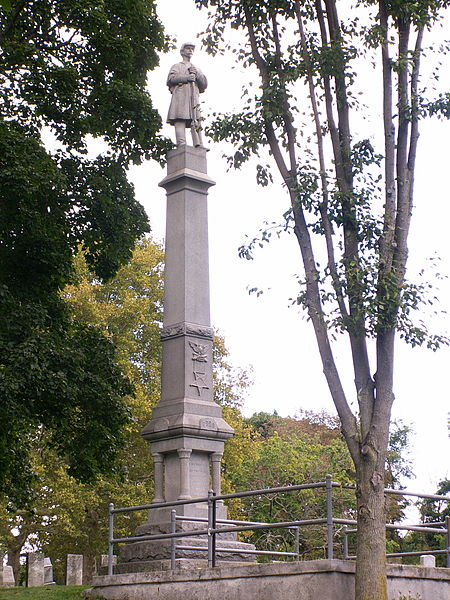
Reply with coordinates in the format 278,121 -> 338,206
116,146 -> 254,571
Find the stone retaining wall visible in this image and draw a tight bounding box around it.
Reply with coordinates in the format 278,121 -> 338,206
85,559 -> 450,600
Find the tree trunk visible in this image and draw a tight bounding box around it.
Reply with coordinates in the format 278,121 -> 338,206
7,545 -> 21,586
355,453 -> 388,600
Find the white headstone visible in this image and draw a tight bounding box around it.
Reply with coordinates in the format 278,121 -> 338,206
420,554 -> 436,567
100,554 -> 117,568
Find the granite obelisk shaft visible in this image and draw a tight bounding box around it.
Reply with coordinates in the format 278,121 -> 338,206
140,146 -> 233,515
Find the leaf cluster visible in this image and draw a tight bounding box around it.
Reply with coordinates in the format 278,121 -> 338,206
0,0 -> 171,163
0,1 -> 171,505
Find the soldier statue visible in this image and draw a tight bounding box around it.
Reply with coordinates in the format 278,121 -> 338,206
167,42 -> 207,147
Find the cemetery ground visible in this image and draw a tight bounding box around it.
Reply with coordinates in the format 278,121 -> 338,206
0,587 -> 88,600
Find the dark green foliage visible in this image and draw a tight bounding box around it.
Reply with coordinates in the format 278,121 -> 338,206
0,283 -> 132,506
401,480 -> 450,566
237,413 -> 414,559
0,0 -> 171,162
0,0 -> 170,506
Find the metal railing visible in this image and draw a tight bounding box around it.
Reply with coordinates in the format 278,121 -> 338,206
106,476 -> 450,575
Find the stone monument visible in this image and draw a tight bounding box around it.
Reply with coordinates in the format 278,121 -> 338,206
166,42 -> 207,148
44,557 -> 55,585
1,566 -> 15,587
27,552 -> 44,587
116,44 -> 253,572
66,554 -> 83,586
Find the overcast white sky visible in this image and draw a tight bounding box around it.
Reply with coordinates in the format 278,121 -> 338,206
129,0 -> 450,494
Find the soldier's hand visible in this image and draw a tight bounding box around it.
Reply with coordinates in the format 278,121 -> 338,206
187,73 -> 196,82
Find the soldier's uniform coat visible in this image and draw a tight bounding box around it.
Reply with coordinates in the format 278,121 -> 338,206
166,61 -> 207,125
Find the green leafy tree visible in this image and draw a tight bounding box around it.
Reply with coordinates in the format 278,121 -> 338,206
401,479 -> 450,567
195,0 -> 450,597
0,238 -> 255,582
235,412 -> 411,559
0,238 -> 165,583
0,0 -> 172,505
231,413 -> 355,559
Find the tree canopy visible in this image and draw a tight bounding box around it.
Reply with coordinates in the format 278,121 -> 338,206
0,0 -> 172,506
0,238 -> 257,583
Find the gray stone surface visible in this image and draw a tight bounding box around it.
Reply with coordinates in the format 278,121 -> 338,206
66,554 -> 83,586
420,554 -> 436,567
44,557 -> 55,585
85,559 -> 450,600
119,536 -> 254,568
27,552 -> 45,587
126,146 -> 252,570
166,43 -> 207,147
100,555 -> 117,568
2,565 -> 15,587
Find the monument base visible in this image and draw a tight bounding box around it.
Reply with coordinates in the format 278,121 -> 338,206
119,537 -> 255,568
116,515 -> 255,572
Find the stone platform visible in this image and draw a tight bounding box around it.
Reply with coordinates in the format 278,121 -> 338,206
86,559 -> 450,600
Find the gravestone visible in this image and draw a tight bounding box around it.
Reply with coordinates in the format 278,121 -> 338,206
420,555 -> 436,567
27,552 -> 44,587
66,554 -> 83,586
2,566 -> 15,587
100,555 -> 117,568
44,557 -> 55,584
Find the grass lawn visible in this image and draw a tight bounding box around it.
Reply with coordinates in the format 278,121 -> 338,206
0,587 -> 89,600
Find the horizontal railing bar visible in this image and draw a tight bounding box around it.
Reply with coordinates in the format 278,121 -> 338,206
112,497 -> 209,514
112,485 -> 450,516
112,481 -> 336,514
332,518 -> 357,526
176,546 -> 297,557
340,484 -> 450,503
112,528 -> 209,544
209,518 -> 328,536
214,481 -> 337,502
346,550 -> 448,561
386,524 -> 445,534
346,524 -> 445,535
383,490 -> 450,502
176,516 -> 273,527
387,550 -> 448,558
409,521 -> 446,527
176,515 -> 327,528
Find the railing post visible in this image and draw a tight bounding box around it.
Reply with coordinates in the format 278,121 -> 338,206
295,526 -> 300,561
207,490 -> 214,568
326,474 -> 334,559
343,525 -> 348,560
212,491 -> 217,567
170,509 -> 177,570
446,515 -> 450,568
108,502 -> 115,576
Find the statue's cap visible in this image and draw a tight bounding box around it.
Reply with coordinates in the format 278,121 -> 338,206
181,42 -> 195,51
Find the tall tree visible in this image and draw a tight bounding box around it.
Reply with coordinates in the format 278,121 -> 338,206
195,0 -> 450,597
0,239 -> 256,582
0,0 -> 171,505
